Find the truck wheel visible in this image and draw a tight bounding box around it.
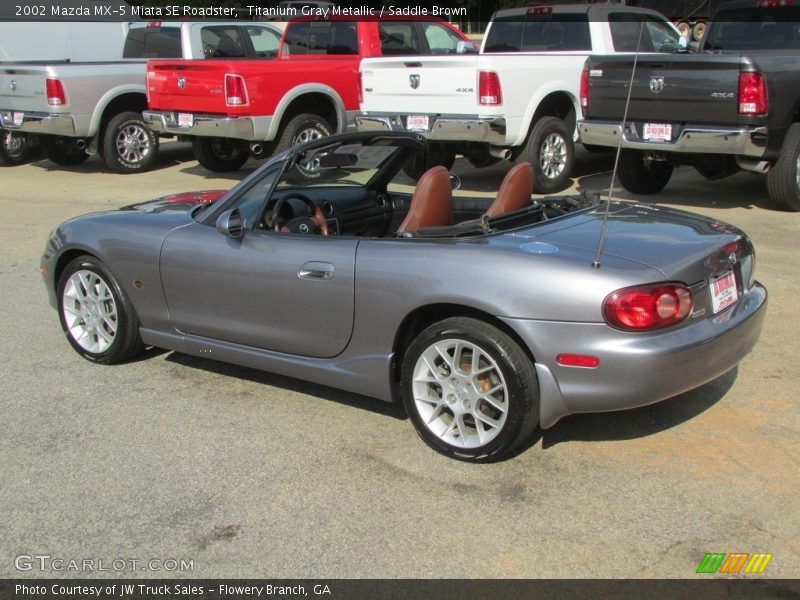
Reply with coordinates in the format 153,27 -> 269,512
402,150 -> 456,180
521,116 -> 574,194
102,111 -> 159,174
192,137 -> 249,172
0,131 -> 32,165
692,22 -> 707,42
617,149 -> 673,194
40,136 -> 89,166
401,317 -> 540,462
766,123 -> 800,212
273,113 -> 332,154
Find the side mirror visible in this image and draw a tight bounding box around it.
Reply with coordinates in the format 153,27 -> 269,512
678,35 -> 690,51
456,40 -> 478,54
216,209 -> 243,238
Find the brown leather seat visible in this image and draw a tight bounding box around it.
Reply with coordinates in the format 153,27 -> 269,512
483,162 -> 534,218
396,165 -> 452,234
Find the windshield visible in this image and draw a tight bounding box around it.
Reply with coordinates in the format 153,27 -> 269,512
705,8 -> 800,50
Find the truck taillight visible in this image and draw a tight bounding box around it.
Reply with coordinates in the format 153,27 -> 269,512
738,72 -> 767,115
46,78 -> 67,107
479,71 -> 502,106
224,73 -> 248,107
580,67 -> 590,117
603,283 -> 693,331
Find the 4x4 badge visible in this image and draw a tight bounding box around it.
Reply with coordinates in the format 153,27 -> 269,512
650,76 -> 665,94
409,74 -> 420,90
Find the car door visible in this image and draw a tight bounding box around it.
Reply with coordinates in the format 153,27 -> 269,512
159,193 -> 357,359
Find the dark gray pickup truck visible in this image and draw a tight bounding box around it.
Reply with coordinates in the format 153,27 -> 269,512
578,0 -> 800,211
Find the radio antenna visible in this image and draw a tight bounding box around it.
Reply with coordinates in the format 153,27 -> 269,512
592,17 -> 646,269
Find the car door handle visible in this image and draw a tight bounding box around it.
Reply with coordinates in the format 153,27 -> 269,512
298,261 -> 334,281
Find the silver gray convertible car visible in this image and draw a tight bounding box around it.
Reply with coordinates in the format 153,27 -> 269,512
41,132 -> 767,461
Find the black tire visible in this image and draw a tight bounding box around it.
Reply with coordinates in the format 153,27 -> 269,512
520,116 -> 574,194
617,149 -> 673,195
0,131 -> 32,165
273,113 -> 333,155
192,137 -> 249,172
766,123 -> 800,212
57,256 -> 144,364
40,136 -> 89,166
402,149 -> 456,180
401,317 -> 539,462
101,111 -> 159,173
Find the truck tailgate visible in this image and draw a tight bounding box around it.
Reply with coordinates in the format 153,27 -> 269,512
361,55 -> 480,115
586,54 -> 744,125
147,60 -> 230,114
0,66 -> 50,113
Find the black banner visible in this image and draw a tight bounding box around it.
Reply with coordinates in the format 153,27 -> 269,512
3,579 -> 800,600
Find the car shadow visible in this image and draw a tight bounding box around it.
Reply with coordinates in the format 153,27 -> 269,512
164,351 -> 408,421
28,142 -> 199,174
178,162 -> 257,180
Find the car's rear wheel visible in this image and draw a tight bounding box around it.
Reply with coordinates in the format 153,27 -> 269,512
766,123 -> 800,212
40,136 -> 89,166
617,149 -> 673,194
273,113 -> 333,155
192,137 -> 249,172
57,256 -> 144,364
401,317 -> 539,462
102,111 -> 159,173
0,131 -> 32,165
520,116 -> 574,194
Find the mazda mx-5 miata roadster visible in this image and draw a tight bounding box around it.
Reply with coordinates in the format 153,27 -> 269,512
41,132 -> 767,461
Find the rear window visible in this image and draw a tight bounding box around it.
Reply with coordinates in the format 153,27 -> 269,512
378,22 -> 423,55
704,8 -> 800,50
609,13 -> 681,52
123,27 -> 182,59
284,21 -> 358,55
484,14 -> 591,52
200,26 -> 246,58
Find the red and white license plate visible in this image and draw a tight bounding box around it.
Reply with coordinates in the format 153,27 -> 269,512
13,112 -> 24,126
406,115 -> 429,132
177,112 -> 193,128
710,270 -> 738,314
643,122 -> 672,142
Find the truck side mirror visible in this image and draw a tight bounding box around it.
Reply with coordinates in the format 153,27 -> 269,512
679,35 -> 690,51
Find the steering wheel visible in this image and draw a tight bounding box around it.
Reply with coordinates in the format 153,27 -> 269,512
268,193 -> 329,236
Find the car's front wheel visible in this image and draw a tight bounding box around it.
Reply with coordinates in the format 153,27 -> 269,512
40,136 -> 89,166
0,131 -> 32,165
57,256 -> 144,364
520,116 -> 574,194
192,137 -> 250,172
401,317 -> 539,462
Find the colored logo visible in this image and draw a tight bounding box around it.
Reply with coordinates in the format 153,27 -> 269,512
696,553 -> 772,574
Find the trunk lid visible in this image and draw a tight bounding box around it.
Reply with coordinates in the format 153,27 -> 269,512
0,66 -> 51,113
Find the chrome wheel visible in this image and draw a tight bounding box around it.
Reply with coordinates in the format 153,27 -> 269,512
292,126 -> 326,146
411,338 -> 509,449
61,269 -> 118,354
2,131 -> 27,160
539,132 -> 567,181
795,155 -> 800,193
116,122 -> 152,165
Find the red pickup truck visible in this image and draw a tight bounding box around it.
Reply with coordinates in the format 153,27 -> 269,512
144,17 -> 475,172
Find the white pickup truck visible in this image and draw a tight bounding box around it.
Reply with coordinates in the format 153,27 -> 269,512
356,3 -> 685,192
0,21 -> 281,171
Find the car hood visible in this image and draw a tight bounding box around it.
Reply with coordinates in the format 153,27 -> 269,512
500,202 -> 749,283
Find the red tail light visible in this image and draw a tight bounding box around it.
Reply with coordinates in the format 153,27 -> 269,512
738,72 -> 767,115
224,73 -> 248,107
603,283 -> 693,331
580,67 -> 590,117
479,71 -> 502,106
46,78 -> 67,107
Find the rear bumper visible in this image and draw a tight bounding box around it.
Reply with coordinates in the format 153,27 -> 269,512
0,110 -> 76,136
503,281 -> 768,429
577,120 -> 768,157
356,113 -> 507,144
143,110 -> 272,141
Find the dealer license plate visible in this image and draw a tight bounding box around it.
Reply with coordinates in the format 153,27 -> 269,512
13,112 -> 24,126
710,270 -> 738,314
406,115 -> 429,131
177,112 -> 193,128
643,123 -> 672,142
